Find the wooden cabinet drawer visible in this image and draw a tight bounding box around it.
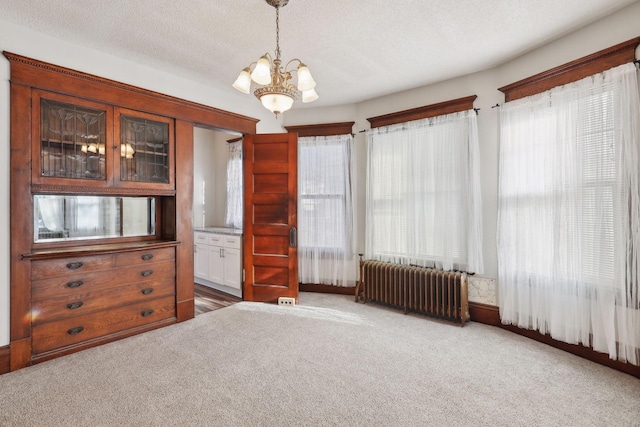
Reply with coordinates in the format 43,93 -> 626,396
32,279 -> 175,325
32,262 -> 176,300
32,254 -> 115,280
32,295 -> 176,354
115,247 -> 175,267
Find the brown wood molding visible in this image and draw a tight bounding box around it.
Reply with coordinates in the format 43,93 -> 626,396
9,83 -> 32,357
284,122 -> 355,137
175,120 -> 195,322
499,323 -> 640,379
9,339 -> 30,371
468,302 -> 501,326
367,95 -> 477,129
176,299 -> 195,322
499,37 -> 640,102
31,184 -> 176,196
3,51 -> 258,134
469,301 -> 639,378
299,283 -> 357,295
0,345 -> 10,375
24,240 -> 180,260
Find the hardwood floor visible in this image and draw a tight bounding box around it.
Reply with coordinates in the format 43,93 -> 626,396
194,283 -> 242,316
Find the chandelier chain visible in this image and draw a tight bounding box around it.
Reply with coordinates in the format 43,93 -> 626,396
275,6 -> 281,60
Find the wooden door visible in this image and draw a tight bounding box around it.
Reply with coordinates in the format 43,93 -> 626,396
243,133 -> 298,302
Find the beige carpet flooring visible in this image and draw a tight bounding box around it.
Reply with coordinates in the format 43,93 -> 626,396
1,292 -> 639,426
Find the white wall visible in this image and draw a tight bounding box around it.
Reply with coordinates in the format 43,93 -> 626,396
213,134 -> 230,225
193,128 -> 233,228
284,1 -> 640,291
193,128 -> 217,228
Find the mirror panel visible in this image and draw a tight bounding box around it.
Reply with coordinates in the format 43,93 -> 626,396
34,195 -> 156,243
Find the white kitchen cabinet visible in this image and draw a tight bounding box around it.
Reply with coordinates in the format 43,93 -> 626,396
194,231 -> 242,294
194,232 -> 210,280
194,242 -> 210,279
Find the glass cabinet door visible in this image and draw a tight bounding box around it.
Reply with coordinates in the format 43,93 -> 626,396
115,108 -> 174,189
34,91 -> 113,186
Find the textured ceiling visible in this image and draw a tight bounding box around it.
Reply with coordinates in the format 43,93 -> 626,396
0,0 -> 636,108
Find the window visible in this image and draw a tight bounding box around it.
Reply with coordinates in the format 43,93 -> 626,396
224,140 -> 243,229
365,109 -> 483,273
297,134 -> 357,286
497,62 -> 640,364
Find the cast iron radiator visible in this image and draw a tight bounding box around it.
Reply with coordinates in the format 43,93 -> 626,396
356,260 -> 470,326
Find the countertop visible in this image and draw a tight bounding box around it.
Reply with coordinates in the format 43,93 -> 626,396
194,227 -> 243,236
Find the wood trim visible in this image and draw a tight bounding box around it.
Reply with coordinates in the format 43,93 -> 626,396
299,283 -> 357,295
176,299 -> 195,322
284,122 -> 355,137
469,302 -> 640,378
499,37 -> 640,102
468,302 -> 501,326
9,83 -> 32,352
24,240 -> 180,260
499,324 -> 640,379
10,338 -> 31,371
0,345 -> 10,375
30,184 -> 176,196
367,95 -> 477,128
175,120 -> 195,322
3,51 -> 258,135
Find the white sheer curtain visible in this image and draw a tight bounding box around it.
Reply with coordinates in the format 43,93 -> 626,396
498,63 -> 640,364
37,196 -> 65,232
298,134 -> 357,287
224,140 -> 243,229
365,109 -> 483,273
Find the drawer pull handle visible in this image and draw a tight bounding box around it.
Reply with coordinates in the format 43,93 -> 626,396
141,270 -> 154,277
67,326 -> 84,335
66,301 -> 84,310
66,280 -> 84,289
141,309 -> 154,317
141,287 -> 154,295
141,254 -> 154,261
66,262 -> 83,270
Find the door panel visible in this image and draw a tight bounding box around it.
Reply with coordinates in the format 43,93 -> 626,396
243,133 -> 298,303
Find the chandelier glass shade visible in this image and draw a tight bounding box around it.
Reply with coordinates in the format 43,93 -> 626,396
232,0 -> 318,116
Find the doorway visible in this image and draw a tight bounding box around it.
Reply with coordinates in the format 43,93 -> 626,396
192,127 -> 244,307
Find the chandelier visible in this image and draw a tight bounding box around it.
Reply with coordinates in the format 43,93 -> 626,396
232,0 -> 318,116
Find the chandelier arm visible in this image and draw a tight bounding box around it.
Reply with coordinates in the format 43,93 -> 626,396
284,58 -> 304,72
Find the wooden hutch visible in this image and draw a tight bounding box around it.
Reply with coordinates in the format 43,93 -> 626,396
5,52 -> 257,371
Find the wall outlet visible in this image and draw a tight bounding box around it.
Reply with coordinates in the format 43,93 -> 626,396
278,297 -> 296,306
